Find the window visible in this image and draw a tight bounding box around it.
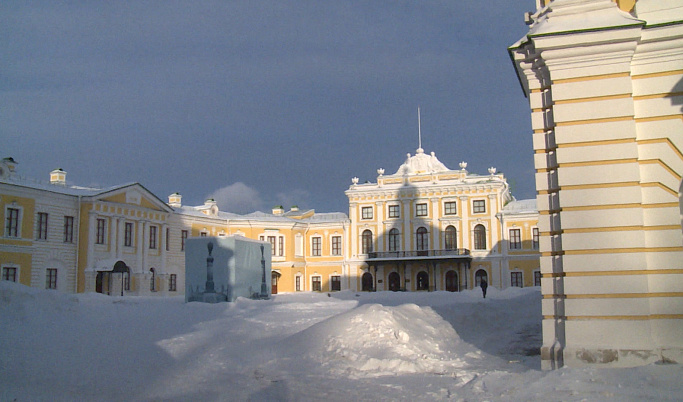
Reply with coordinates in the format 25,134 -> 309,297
361,206 -> 373,220
415,203 -> 428,217
416,227 -> 428,251
473,224 -> 486,250
124,222 -> 133,247
169,274 -> 177,291
46,268 -> 57,289
6,207 -> 20,237
149,226 -> 158,249
330,275 -> 341,291
96,218 -> 106,244
278,236 -> 284,257
444,201 -> 457,215
473,200 -> 486,214
200,232 -> 207,237
37,212 -> 48,240
534,271 -> 541,287
63,216 -> 74,243
532,228 -> 539,249
267,236 -> 276,256
124,272 -> 130,291
311,237 -> 322,256
444,226 -> 457,250
331,236 -> 342,256
181,230 -> 188,251
510,228 -> 521,249
312,276 -> 322,292
511,272 -> 523,288
166,228 -> 170,251
388,205 -> 400,218
2,267 -> 17,282
295,275 -> 302,291
361,230 -> 373,254
388,228 -> 400,252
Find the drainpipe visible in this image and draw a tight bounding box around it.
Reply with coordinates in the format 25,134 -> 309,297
75,195 -> 81,293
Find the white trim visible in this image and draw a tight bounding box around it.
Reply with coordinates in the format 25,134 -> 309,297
4,204 -> 23,238
1,263 -> 20,283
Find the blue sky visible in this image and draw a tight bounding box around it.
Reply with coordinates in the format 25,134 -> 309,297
2,1 -> 536,214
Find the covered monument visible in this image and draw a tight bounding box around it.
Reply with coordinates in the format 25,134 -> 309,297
185,236 -> 271,303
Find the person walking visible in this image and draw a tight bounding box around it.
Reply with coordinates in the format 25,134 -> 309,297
481,279 -> 488,298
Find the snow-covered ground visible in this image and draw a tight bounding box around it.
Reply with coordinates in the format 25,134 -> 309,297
1,282 -> 680,401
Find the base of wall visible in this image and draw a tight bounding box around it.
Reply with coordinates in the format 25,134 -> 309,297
541,345 -> 682,370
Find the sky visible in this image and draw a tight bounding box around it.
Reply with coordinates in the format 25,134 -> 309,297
2,1 -> 536,214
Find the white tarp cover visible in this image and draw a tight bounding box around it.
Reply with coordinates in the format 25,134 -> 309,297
185,236 -> 271,303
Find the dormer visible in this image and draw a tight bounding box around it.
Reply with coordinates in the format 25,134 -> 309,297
168,192 -> 182,208
272,205 -> 284,215
203,199 -> 218,216
0,157 -> 17,180
50,168 -> 67,185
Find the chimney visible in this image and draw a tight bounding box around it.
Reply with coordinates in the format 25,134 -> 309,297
168,192 -> 182,208
272,205 -> 284,215
50,168 -> 67,185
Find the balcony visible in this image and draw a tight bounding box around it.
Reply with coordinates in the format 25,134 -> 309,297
367,248 -> 470,261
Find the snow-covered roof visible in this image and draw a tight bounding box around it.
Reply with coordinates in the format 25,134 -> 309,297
502,199 -> 537,214
394,148 -> 450,176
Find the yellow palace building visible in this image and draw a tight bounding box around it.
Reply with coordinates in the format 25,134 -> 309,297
1,148 -> 539,296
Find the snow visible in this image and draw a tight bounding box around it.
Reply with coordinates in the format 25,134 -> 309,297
1,281 -> 680,401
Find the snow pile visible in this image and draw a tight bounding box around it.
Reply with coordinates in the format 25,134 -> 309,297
285,302 -> 483,379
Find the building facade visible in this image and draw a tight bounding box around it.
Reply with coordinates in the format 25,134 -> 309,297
346,148 -> 540,293
1,148 -> 539,296
510,0 -> 683,368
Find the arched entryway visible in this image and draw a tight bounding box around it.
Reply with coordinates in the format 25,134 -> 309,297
416,271 -> 429,291
475,269 -> 488,287
445,270 -> 458,292
388,272 -> 400,292
361,272 -> 374,291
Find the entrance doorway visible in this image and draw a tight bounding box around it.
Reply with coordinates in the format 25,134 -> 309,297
361,272 -> 374,291
271,272 -> 279,294
388,272 -> 400,292
445,270 -> 458,292
416,271 -> 429,291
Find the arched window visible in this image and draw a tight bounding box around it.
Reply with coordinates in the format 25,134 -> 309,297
388,228 -> 400,252
361,272 -> 374,291
475,269 -> 488,287
388,272 -> 400,291
416,227 -> 428,251
473,224 -> 486,250
444,225 -> 457,250
361,230 -> 373,254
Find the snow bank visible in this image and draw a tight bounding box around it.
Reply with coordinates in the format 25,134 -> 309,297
282,302 -> 485,381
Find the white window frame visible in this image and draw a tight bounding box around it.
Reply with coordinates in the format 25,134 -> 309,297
331,235 -> 342,256
472,199 -> 486,214
387,204 -> 400,219
45,268 -> 58,290
532,227 -> 540,250
509,228 -> 522,250
444,201 -> 457,215
361,206 -> 373,220
311,275 -> 322,292
415,203 -> 428,217
311,236 -> 322,256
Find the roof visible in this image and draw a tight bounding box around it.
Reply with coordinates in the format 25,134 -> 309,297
394,148 -> 450,175
502,199 -> 537,214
